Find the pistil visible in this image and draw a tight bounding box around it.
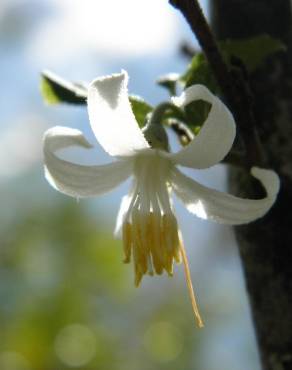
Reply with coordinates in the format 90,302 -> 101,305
179,237 -> 204,328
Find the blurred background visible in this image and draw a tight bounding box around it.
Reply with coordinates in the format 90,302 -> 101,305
0,1 -> 261,369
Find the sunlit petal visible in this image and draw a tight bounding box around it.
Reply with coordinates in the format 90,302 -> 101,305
114,192 -> 134,237
87,71 -> 149,156
170,85 -> 236,169
171,167 -> 279,224
43,126 -> 133,198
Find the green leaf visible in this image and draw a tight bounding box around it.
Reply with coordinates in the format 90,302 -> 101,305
156,73 -> 180,96
129,95 -> 153,127
41,71 -> 87,105
178,34 -> 285,134
220,34 -> 286,71
184,100 -> 211,130
180,34 -> 285,93
40,71 -> 152,127
180,53 -> 218,92
179,54 -> 215,131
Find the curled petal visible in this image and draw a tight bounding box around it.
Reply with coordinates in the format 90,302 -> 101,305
43,126 -> 133,198
171,167 -> 280,224
170,85 -> 236,169
88,70 -> 149,157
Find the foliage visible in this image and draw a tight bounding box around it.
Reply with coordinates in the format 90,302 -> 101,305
127,95 -> 153,127
41,72 -> 153,128
41,35 -> 284,140
220,34 -> 286,72
180,34 -> 286,93
41,71 -> 87,105
0,199 -> 202,370
180,53 -> 218,92
156,73 -> 180,96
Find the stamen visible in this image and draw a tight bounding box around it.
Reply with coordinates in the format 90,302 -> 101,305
122,222 -> 132,263
148,213 -> 164,275
134,268 -> 143,287
132,238 -> 144,287
147,255 -> 154,276
161,214 -> 181,276
125,151 -> 184,286
179,238 -> 204,328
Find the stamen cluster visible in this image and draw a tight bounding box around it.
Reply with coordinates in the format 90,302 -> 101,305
121,151 -> 181,286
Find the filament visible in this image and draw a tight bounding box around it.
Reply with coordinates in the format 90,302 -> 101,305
179,240 -> 204,328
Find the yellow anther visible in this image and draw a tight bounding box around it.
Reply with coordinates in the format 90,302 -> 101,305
173,247 -> 182,264
122,222 -> 132,263
148,213 -> 164,275
143,214 -> 153,254
147,255 -> 154,276
160,213 -> 181,275
132,212 -> 149,282
123,210 -> 184,287
165,255 -> 174,276
134,268 -> 143,287
132,238 -> 144,287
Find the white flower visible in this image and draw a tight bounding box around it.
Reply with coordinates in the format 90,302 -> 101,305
43,71 -> 280,327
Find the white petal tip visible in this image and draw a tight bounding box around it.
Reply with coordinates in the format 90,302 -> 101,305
43,126 -> 93,150
172,166 -> 280,226
87,71 -> 149,156
251,166 -> 280,197
171,84 -> 213,107
89,70 -> 128,90
170,85 -> 236,169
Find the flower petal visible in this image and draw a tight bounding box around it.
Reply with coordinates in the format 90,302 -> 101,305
43,126 -> 133,198
114,193 -> 133,238
171,167 -> 279,224
170,85 -> 236,169
87,71 -> 149,157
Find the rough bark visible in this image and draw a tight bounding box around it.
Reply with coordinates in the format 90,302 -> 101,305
211,2 -> 292,370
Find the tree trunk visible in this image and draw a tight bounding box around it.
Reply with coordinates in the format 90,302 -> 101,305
210,2 -> 292,370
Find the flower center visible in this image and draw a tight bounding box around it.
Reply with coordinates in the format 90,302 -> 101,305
121,150 -> 204,328
122,150 -> 181,286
